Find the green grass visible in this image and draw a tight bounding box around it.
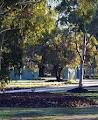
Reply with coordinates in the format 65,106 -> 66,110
2,80 -> 98,119
1,91 -> 98,119
4,79 -> 78,89
66,79 -> 77,84
1,107 -> 98,119
5,80 -> 66,88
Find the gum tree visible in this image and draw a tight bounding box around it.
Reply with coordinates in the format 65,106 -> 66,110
55,0 -> 98,88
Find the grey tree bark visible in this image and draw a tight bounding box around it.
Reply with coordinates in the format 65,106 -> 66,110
79,32 -> 87,88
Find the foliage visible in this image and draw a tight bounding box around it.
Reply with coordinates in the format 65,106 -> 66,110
54,0 -> 98,84
77,0 -> 98,22
73,32 -> 98,64
88,8 -> 98,38
2,0 -> 56,45
47,28 -> 80,68
0,0 -> 56,83
0,29 -> 22,84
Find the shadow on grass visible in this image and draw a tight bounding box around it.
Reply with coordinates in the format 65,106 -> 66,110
15,111 -> 45,117
1,107 -> 98,118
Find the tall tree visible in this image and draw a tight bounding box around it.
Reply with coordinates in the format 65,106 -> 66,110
55,0 -> 98,87
0,0 -> 56,83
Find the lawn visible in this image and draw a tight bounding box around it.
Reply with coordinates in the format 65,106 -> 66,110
0,91 -> 98,120
1,107 -> 98,120
1,80 -> 98,120
5,80 -> 66,88
3,78 -> 78,89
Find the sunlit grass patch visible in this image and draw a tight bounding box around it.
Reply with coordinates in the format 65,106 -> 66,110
6,80 -> 66,88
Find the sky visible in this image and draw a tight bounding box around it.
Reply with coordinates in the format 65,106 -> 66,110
48,0 -> 61,7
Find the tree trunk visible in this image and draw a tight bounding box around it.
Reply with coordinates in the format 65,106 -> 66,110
54,65 -> 62,82
0,49 -> 1,71
79,59 -> 84,88
0,46 -> 3,78
79,32 -> 87,88
56,71 -> 60,82
51,65 -> 57,77
39,64 -> 45,77
38,55 -> 45,77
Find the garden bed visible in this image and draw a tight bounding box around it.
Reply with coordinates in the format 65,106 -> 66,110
0,92 -> 97,107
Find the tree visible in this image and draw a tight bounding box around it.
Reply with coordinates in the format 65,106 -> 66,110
0,28 -> 22,86
55,0 -> 98,87
0,0 -> 56,84
74,0 -> 98,88
45,28 -> 80,81
2,0 -> 56,44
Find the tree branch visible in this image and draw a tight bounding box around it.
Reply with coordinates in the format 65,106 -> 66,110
16,0 -> 43,5
86,34 -> 93,45
0,28 -> 19,35
75,42 -> 82,59
0,0 -> 43,15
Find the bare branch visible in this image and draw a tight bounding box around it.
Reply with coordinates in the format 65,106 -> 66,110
0,28 -> 19,35
15,0 -> 43,5
0,0 -> 5,15
86,34 -> 93,45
